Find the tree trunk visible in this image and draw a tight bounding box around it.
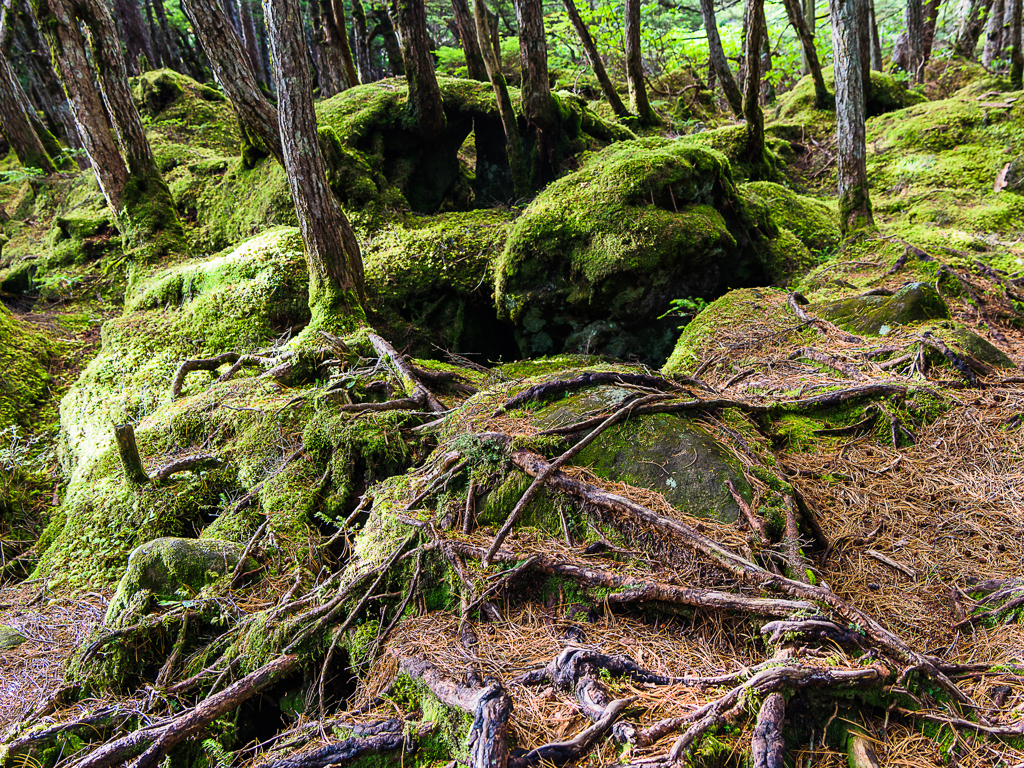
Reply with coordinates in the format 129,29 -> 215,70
113,0 -> 155,73
624,0 -> 656,124
153,0 -> 183,71
452,0 -> 488,81
180,0 -> 284,165
392,0 -> 447,138
0,49 -> 57,173
311,0 -> 344,95
143,0 -> 163,66
780,0 -> 830,107
352,0 -> 373,82
830,0 -> 874,232
801,0 -> 815,73
869,0 -> 883,68
923,0 -> 942,59
330,0 -> 359,87
858,0 -> 872,102
34,0 -> 182,253
515,0 -> 557,130
700,0 -> 743,117
262,0 -> 367,327
1009,0 -> 1023,85
742,0 -> 767,171
474,0 -> 529,198
238,0 -> 264,85
982,0 -> 1004,64
953,0 -> 992,58
255,1 -> 274,89
561,0 -> 628,116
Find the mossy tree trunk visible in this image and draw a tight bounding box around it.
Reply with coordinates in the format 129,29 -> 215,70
982,0 -> 1005,64
352,0 -> 373,82
625,0 -> 657,125
700,0 -> 743,118
781,0 -> 830,108
180,0 -> 284,166
113,0 -> 155,74
329,0 -> 360,87
561,0 -> 629,117
263,0 -> 367,328
741,0 -> 768,174
392,0 -> 447,138
830,0 -> 874,233
372,9 -> 406,76
452,0 -> 488,81
31,0 -> 183,255
953,0 -> 993,58
515,0 -> 558,131
0,47 -> 57,174
474,0 -> 530,199
1009,0 -> 1023,86
801,0 -> 815,73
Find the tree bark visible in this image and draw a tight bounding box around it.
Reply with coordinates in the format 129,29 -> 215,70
312,0 -> 344,95
153,0 -> 183,71
392,0 -> 447,138
1009,0 -> 1023,85
742,0 -> 767,171
452,0 -> 488,81
330,0 -> 359,87
0,48 -> 57,173
751,693 -> 786,768
830,0 -> 874,232
780,0 -> 830,107
515,0 -> 557,130
983,0 -> 1004,64
801,0 -> 815,73
113,0 -> 155,73
869,0 -> 883,68
351,0 -> 373,82
700,0 -> 743,117
923,0 -> 942,60
238,0 -> 264,84
953,0 -> 992,58
474,0 -> 530,199
180,0 -> 284,165
262,0 -> 367,326
624,0 -> 656,124
561,0 -> 628,116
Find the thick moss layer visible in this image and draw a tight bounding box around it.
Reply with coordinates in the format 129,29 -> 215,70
495,139 -> 784,363
776,66 -> 927,125
814,282 -> 950,335
739,181 -> 841,255
0,304 -> 62,431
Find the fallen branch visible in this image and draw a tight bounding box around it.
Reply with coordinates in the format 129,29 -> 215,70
262,720 -> 434,768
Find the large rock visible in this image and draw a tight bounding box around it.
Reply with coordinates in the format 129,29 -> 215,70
105,537 -> 253,626
494,139 -> 789,364
813,282 -> 950,335
0,624 -> 26,650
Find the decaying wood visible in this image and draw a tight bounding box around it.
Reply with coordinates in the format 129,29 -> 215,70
263,720 -> 434,767
750,693 -> 786,768
114,423 -> 150,485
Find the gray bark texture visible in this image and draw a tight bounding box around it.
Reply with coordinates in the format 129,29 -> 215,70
561,0 -> 628,116
113,0 -> 155,73
515,0 -> 556,130
180,0 -> 284,165
983,0 -> 1005,64
0,46 -> 56,173
781,0 -> 830,107
352,0 -> 373,82
393,0 -> 447,137
329,0 -> 359,87
262,0 -> 367,323
452,0 -> 488,81
625,0 -> 655,124
1010,0 -> 1023,85
700,0 -> 743,117
751,693 -> 786,768
829,0 -> 874,232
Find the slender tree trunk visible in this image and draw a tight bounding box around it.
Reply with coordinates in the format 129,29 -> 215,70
515,0 -> 557,130
392,0 -> 446,137
561,0 -> 627,115
801,0 -> 815,73
858,0 -> 872,102
830,0 -> 874,232
0,49 -> 57,173
114,0 -> 155,73
312,0 -> 343,95
982,0 -> 1004,64
262,0 -> 366,326
143,0 -> 163,66
781,0 -> 830,107
452,0 -> 487,80
180,0 -> 284,165
256,2 -> 274,89
923,0 -> 942,59
352,0 -> 373,81
953,0 -> 992,58
238,0 -> 263,84
153,0 -> 183,70
869,0 -> 883,68
474,0 -> 529,198
742,0 -> 767,171
1009,0 -> 1023,85
700,0 -> 743,117
624,0 -> 656,124
330,0 -> 359,87
34,0 -> 183,252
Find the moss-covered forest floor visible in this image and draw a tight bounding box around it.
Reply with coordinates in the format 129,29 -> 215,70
3,60 -> 1024,767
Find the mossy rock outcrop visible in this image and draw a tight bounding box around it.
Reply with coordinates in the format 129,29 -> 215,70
0,624 -> 26,650
0,304 -> 61,431
533,385 -> 752,523
923,321 -> 1016,368
814,282 -> 950,335
738,182 -> 840,255
494,140 -> 789,364
105,537 -> 253,626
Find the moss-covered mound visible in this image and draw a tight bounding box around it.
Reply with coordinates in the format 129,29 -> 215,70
0,304 -> 61,431
738,181 -> 840,255
494,139 -> 810,363
775,66 -> 927,125
814,282 -> 950,335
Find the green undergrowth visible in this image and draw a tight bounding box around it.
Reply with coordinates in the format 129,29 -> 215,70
0,304 -> 64,432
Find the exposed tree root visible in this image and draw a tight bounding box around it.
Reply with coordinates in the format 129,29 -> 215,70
261,720 -> 434,768
493,371 -> 682,416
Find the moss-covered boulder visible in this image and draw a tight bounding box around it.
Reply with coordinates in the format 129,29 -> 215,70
738,182 -> 841,255
814,282 -> 950,335
923,321 -> 1016,368
534,385 -> 751,523
105,537 -> 252,626
0,304 -> 61,431
776,66 -> 927,124
0,624 -> 26,650
495,139 -> 786,363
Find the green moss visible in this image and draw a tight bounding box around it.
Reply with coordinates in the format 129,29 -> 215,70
775,66 -> 926,127
813,282 -> 950,335
0,304 -> 64,431
739,182 -> 841,255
